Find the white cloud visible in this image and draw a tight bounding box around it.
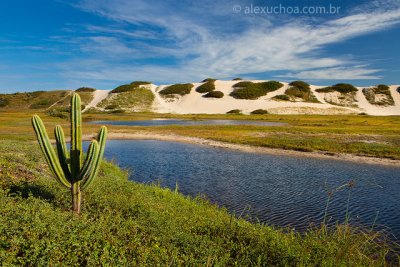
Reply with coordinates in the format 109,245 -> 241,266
62,0 -> 400,82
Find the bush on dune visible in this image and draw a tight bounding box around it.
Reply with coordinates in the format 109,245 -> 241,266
201,78 -> 216,82
232,77 -> 243,81
159,83 -> 194,96
203,91 -> 224,98
196,80 -> 216,93
226,109 -> 242,114
316,83 -> 358,94
130,81 -> 151,86
251,109 -> 269,114
0,98 -> 10,107
289,81 -> 310,91
75,87 -> 96,92
230,81 -> 283,99
111,84 -> 137,93
272,94 -> 290,101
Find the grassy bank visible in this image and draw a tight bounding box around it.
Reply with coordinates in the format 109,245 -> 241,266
0,140 -> 397,266
1,112 -> 400,160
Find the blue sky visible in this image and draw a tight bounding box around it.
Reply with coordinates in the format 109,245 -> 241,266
0,0 -> 400,92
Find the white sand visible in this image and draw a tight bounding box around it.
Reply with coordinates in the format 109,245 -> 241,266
83,90 -> 110,112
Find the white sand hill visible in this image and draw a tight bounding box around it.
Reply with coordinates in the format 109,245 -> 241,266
88,80 -> 400,115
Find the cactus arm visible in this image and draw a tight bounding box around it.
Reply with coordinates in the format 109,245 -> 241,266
70,93 -> 83,181
54,125 -> 71,182
81,126 -> 107,190
31,115 -> 70,188
78,140 -> 99,182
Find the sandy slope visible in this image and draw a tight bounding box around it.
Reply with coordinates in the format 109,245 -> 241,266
150,80 -> 398,115
83,90 -> 110,112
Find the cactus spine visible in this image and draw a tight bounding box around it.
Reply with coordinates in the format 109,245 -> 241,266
31,93 -> 107,214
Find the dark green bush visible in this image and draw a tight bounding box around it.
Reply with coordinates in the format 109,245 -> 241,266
201,78 -> 216,82
0,98 -> 9,107
111,84 -> 137,93
159,84 -> 194,96
397,86 -> 400,93
230,81 -> 283,99
130,81 -> 151,86
203,91 -> 224,98
105,104 -> 118,110
29,99 -> 50,109
289,81 -> 310,91
111,109 -> 125,113
232,78 -> 243,81
196,80 -> 216,93
76,87 -> 96,92
316,83 -> 357,93
46,109 -> 68,119
250,109 -> 269,114
226,109 -> 242,114
272,94 -> 290,101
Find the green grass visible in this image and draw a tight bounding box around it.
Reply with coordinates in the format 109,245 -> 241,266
285,82 -> 320,103
230,81 -> 283,99
0,140 -> 397,266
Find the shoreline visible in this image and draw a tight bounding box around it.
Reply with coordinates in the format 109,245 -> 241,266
83,132 -> 400,167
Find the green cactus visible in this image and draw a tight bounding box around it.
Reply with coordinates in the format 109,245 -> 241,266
31,93 -> 107,214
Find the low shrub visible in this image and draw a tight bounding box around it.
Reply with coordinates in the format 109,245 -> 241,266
226,109 -> 242,114
159,84 -> 194,96
285,84 -> 319,103
105,104 -> 118,110
272,94 -> 290,101
196,80 -> 216,93
111,84 -> 137,93
0,98 -> 9,107
130,81 -> 151,86
289,81 -> 310,91
75,87 -> 96,92
316,83 -> 357,93
29,99 -> 50,109
203,91 -> 224,98
397,86 -> 400,93
201,78 -> 216,82
251,109 -> 269,114
232,77 -> 242,81
46,109 -> 68,119
111,109 -> 125,113
230,81 -> 283,99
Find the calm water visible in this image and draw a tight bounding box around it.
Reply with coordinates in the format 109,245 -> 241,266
88,140 -> 400,238
90,119 -> 286,127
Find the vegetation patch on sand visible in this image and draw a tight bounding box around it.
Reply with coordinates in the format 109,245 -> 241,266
284,81 -> 320,103
159,83 -> 194,96
0,140 -> 396,266
75,87 -> 96,92
362,84 -> 394,106
230,81 -> 283,99
316,83 -> 358,107
196,80 -> 216,93
111,82 -> 151,94
203,91 -> 224,98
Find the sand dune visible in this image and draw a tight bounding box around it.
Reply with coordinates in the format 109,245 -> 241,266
86,80 -> 400,115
